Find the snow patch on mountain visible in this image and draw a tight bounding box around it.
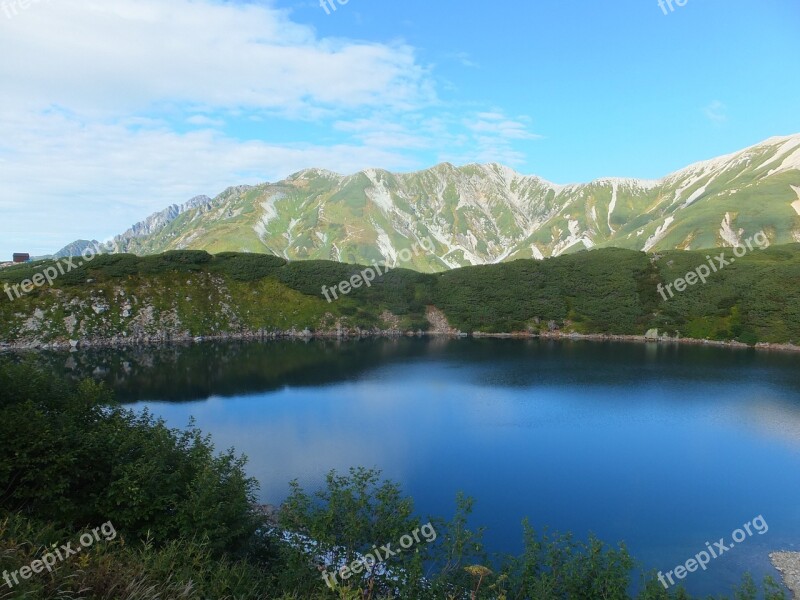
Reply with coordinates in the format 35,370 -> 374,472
670,173 -> 705,207
791,185 -> 800,216
290,168 -> 342,181
762,136 -> 800,175
774,144 -> 800,175
373,224 -> 398,264
254,192 -> 284,240
594,177 -> 661,190
682,182 -> 710,209
365,170 -> 395,213
669,148 -> 750,183
643,217 -> 675,252
719,213 -> 744,246
608,181 -> 618,233
550,219 -> 595,256
552,237 -> 594,257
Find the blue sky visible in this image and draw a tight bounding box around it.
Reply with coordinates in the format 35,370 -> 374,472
0,0 -> 798,257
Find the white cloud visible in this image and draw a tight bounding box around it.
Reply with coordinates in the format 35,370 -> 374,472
186,115 -> 225,128
445,51 -> 480,69
331,109 -> 542,168
0,110 -> 419,256
0,0 -> 538,257
704,100 -> 728,124
0,0 -> 434,117
448,111 -> 542,165
467,112 -> 542,141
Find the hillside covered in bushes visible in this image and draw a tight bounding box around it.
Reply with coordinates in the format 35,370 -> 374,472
1,244 -> 799,348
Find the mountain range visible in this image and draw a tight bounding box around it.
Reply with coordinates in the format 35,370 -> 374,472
60,134 -> 800,272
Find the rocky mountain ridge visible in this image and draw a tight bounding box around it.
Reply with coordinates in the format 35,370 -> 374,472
59,135 -> 800,272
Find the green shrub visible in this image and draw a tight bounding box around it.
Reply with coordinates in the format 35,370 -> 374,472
0,361 -> 258,556
212,252 -> 287,281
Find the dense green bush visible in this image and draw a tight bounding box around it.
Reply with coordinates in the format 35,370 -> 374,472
652,245 -> 800,343
0,361 -> 258,555
212,252 -> 287,281
138,250 -> 213,275
433,249 -> 658,334
279,467 -> 432,598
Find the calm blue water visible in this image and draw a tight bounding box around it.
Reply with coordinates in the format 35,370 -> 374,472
50,338 -> 800,596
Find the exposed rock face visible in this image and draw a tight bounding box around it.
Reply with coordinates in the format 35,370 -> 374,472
0,271 -> 425,350
114,195 -> 214,251
425,306 -> 460,335
770,552 -> 800,598
52,240 -> 101,259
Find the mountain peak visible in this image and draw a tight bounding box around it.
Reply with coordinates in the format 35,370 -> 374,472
61,135 -> 800,269
287,167 -> 343,181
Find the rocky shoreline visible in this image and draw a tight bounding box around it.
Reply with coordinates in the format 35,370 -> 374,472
771,552 -> 800,598
0,327 -> 415,352
475,330 -> 800,352
1,327 -> 799,354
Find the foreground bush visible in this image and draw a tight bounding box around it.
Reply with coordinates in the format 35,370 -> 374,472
0,513 -> 274,600
0,361 -> 259,555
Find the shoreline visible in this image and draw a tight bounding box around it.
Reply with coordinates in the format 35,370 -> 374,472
770,552 -> 800,598
475,331 -> 800,353
1,328 -> 799,354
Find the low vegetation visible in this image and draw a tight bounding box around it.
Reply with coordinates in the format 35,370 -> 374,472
2,245 -> 799,346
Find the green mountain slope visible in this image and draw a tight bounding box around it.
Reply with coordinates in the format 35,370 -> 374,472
75,135 -> 800,272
